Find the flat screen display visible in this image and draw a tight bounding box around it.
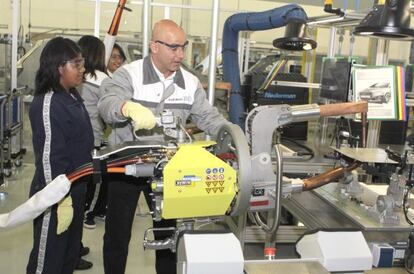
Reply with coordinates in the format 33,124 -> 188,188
319,58 -> 352,102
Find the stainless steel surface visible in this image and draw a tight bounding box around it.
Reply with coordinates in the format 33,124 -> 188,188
367,120 -> 381,150
349,30 -> 356,56
283,190 -> 359,230
328,26 -> 337,59
244,259 -> 329,274
375,39 -> 390,67
281,192 -> 411,261
244,225 -> 307,243
283,184 -> 411,245
337,29 -> 344,55
306,9 -> 366,26
290,104 -> 320,122
314,183 -> 412,231
94,0 -> 101,37
333,147 -> 398,164
207,0 -> 220,107
253,144 -> 282,234
11,0 -> 19,91
142,0 -> 151,57
284,160 -> 333,174
246,105 -> 292,155
306,15 -> 345,26
272,81 -> 321,89
215,124 -> 252,217
282,154 -> 335,175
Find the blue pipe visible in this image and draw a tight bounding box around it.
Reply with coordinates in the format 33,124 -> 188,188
222,4 -> 308,128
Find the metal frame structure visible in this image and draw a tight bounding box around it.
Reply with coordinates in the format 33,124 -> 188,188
3,0 -> 26,178
91,0 -> 234,107
0,94 -> 8,199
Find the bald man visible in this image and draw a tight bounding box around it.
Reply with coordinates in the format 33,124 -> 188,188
98,19 -> 229,274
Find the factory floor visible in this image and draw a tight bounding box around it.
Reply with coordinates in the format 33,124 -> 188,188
0,105 -> 410,273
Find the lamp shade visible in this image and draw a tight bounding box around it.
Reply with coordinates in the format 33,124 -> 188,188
273,20 -> 317,51
354,0 -> 414,40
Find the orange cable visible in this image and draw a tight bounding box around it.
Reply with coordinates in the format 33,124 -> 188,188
69,167 -> 126,183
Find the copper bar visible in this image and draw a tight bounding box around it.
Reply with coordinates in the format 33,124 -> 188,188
302,162 -> 360,191
319,101 -> 368,117
108,0 -> 127,36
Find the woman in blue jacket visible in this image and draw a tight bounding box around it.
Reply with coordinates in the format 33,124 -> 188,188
26,37 -> 94,274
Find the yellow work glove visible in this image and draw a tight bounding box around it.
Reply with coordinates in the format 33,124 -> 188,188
121,101 -> 156,130
56,195 -> 73,235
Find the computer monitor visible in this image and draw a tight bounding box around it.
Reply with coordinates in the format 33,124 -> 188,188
319,58 -> 353,102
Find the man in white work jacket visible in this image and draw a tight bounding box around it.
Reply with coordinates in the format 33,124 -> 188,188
98,19 -> 229,274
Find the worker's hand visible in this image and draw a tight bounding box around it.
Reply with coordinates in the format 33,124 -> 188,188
121,101 -> 156,130
56,195 -> 73,235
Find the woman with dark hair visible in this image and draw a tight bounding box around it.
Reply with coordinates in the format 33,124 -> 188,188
107,43 -> 126,77
78,35 -> 107,149
77,35 -> 108,229
26,37 -> 94,274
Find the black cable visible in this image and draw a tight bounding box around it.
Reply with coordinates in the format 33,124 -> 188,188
281,137 -> 314,160
347,118 -> 352,137
405,231 -> 414,274
18,25 -> 24,47
329,117 -> 341,147
27,0 -> 32,43
69,148 -> 160,176
406,259 -> 414,274
400,151 -> 409,174
403,186 -> 414,226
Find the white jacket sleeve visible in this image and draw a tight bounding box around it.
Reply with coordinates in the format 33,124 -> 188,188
190,84 -> 231,137
98,68 -> 135,124
0,175 -> 70,229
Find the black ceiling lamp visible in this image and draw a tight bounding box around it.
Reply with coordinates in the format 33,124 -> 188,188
354,0 -> 414,40
273,20 -> 317,51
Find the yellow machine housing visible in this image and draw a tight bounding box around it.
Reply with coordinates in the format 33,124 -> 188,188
161,142 -> 237,219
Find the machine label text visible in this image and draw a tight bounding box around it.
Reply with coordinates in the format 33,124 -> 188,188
175,180 -> 192,186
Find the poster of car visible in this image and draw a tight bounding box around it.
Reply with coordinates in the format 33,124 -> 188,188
353,66 -> 397,120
